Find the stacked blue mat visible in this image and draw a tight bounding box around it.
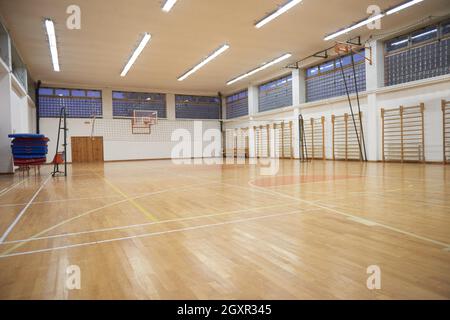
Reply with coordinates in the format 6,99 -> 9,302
8,133 -> 49,166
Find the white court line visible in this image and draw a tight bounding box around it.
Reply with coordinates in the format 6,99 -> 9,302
0,209 -> 311,259
347,172 -> 447,184
0,194 -> 127,208
0,180 -> 219,253
0,171 -> 231,208
162,174 -> 450,248
0,175 -> 51,243
247,175 -> 364,189
240,181 -> 450,249
0,202 -> 301,245
346,216 -> 378,227
308,187 -> 412,205
0,178 -> 29,197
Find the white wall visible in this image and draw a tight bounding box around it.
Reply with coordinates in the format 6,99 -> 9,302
0,22 -> 36,173
224,71 -> 450,162
376,79 -> 450,162
0,64 -> 36,173
0,70 -> 13,173
41,117 -> 221,162
10,87 -> 35,134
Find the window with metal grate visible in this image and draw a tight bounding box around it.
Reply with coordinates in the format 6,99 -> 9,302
258,75 -> 293,112
112,91 -> 166,118
226,90 -> 248,119
38,87 -> 102,118
175,95 -> 220,119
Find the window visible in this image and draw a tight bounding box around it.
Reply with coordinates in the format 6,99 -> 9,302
175,95 -> 220,119
112,91 -> 166,118
11,41 -> 26,88
27,76 -> 36,103
386,35 -> 409,52
258,75 -> 293,112
306,66 -> 319,77
0,21 -> 10,68
226,90 -> 248,119
335,55 -> 352,67
443,19 -> 450,35
305,50 -> 366,102
384,20 -> 450,86
38,87 -> 102,118
411,26 -> 438,45
55,89 -> 70,97
320,61 -> 335,73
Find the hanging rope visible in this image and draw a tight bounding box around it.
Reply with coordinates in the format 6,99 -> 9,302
337,52 -> 365,161
349,53 -> 367,161
298,114 -> 309,161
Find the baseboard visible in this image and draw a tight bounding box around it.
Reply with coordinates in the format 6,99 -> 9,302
38,158 -> 450,165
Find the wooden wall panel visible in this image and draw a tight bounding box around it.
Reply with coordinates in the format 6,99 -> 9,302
71,136 -> 104,163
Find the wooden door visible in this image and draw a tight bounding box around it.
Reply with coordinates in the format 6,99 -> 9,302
71,136 -> 104,163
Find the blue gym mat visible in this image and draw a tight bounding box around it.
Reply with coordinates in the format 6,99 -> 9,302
12,146 -> 48,152
8,133 -> 46,139
13,154 -> 47,159
9,133 -> 49,164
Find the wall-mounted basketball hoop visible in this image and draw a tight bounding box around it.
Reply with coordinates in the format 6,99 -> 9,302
132,110 -> 157,134
334,41 -> 373,65
286,37 -> 373,69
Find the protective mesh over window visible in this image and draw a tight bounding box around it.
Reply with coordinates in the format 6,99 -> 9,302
258,75 -> 293,112
305,50 -> 366,102
175,95 -> 220,119
226,90 -> 248,119
38,87 -> 102,118
112,91 -> 166,118
0,21 -> 9,67
385,20 -> 450,86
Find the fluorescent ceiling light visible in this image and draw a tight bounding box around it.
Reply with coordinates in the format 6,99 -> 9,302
44,19 -> 60,72
386,0 -> 424,15
226,53 -> 292,85
178,44 -> 230,81
324,13 -> 384,41
324,0 -> 425,41
162,0 -> 178,12
255,0 -> 303,29
120,33 -> 151,77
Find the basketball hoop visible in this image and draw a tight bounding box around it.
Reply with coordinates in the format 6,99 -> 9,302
334,43 -> 352,55
132,110 -> 157,134
333,42 -> 373,65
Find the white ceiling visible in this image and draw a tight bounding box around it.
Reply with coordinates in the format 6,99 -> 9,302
0,0 -> 449,95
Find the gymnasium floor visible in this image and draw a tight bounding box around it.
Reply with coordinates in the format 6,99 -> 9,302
0,160 -> 449,299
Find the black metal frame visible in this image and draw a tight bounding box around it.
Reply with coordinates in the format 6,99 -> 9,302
52,107 -> 67,177
35,80 -> 41,133
298,114 -> 309,161
336,53 -> 367,161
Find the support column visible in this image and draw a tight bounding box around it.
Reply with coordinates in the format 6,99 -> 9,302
166,93 -> 176,120
291,69 -> 305,159
248,85 -> 258,116
102,88 -> 113,118
365,39 -> 384,161
0,72 -> 13,173
221,96 -> 227,120
292,69 -> 305,106
248,85 -> 258,158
